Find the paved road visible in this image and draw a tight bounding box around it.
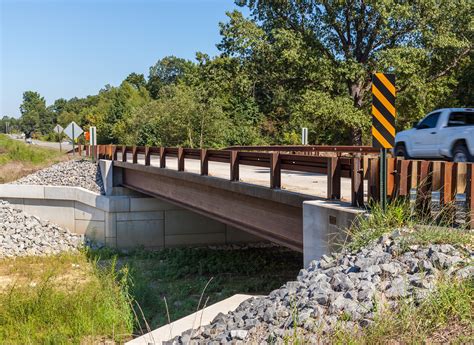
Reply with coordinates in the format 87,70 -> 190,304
8,134 -> 73,152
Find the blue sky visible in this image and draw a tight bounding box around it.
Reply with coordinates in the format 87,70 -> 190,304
1,0 -> 247,118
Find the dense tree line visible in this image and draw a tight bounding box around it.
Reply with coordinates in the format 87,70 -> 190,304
13,1 -> 473,146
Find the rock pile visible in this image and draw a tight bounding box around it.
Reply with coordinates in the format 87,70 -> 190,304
0,201 -> 83,258
13,159 -> 104,194
171,230 -> 473,344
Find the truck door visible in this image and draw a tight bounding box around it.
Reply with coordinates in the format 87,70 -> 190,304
411,112 -> 441,158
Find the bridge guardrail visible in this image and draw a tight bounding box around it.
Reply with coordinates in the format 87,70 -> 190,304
81,144 -> 473,229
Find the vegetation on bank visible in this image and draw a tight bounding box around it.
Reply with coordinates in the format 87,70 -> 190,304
0,134 -> 66,183
0,253 -> 133,344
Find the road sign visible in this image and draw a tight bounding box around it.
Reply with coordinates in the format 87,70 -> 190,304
53,124 -> 63,134
372,73 -> 396,149
64,121 -> 83,140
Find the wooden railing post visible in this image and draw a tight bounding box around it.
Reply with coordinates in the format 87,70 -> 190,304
78,144 -> 82,157
230,151 -> 239,181
159,147 -> 166,168
112,145 -> 117,161
86,145 -> 90,157
351,157 -> 364,207
387,158 -> 396,199
367,158 -> 380,202
442,162 -> 455,204
145,146 -> 151,166
178,147 -> 185,171
121,145 -> 127,162
132,146 -> 138,164
200,149 -> 208,176
270,152 -> 281,189
327,157 -> 341,199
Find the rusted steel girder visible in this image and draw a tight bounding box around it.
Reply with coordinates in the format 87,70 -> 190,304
114,161 -> 319,252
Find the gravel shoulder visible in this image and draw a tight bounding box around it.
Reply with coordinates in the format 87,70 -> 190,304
12,159 -> 104,194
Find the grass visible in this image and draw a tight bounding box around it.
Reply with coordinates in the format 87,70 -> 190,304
89,246 -> 302,333
0,134 -> 67,183
0,252 -> 134,344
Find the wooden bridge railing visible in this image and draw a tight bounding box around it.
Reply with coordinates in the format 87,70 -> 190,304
82,144 -> 474,229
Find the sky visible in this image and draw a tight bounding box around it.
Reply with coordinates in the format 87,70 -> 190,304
0,0 -> 248,118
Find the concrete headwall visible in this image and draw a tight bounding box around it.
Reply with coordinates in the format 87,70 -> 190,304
0,184 -> 262,249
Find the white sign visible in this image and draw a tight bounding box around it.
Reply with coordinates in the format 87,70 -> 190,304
302,127 -> 308,145
64,121 -> 83,140
53,124 -> 63,134
89,126 -> 97,146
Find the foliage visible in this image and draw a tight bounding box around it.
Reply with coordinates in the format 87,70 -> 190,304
0,253 -> 134,344
0,134 -> 63,166
12,2 -> 473,147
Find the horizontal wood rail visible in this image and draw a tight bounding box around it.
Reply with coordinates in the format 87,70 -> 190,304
225,145 -> 380,155
81,144 -> 473,229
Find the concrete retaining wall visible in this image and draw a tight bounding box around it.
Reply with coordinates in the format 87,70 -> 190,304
0,184 -> 262,249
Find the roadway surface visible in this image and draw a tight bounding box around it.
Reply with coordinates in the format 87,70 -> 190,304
8,134 -> 73,152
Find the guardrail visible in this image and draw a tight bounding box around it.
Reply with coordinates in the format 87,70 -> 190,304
225,145 -> 380,156
79,144 -> 473,229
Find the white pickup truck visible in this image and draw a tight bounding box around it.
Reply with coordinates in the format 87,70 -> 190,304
394,108 -> 474,162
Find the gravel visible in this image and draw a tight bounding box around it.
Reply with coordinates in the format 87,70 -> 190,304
13,159 -> 104,194
169,229 -> 473,344
0,201 -> 84,258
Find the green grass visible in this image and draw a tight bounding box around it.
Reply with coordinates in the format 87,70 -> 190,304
89,246 -> 302,332
0,252 -> 134,344
0,134 -> 63,165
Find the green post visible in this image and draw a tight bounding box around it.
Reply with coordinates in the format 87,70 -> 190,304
380,148 -> 387,211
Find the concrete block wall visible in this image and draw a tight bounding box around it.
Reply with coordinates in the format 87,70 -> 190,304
0,184 -> 262,249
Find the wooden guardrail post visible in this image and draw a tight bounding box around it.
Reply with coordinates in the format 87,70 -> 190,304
270,152 -> 281,189
111,145 -> 117,160
387,158 -> 396,199
442,162 -> 455,204
351,157 -> 364,206
200,149 -> 208,176
230,151 -> 239,181
159,147 -> 166,168
178,147 -> 185,171
367,158 -> 380,202
132,146 -> 138,163
144,146 -> 151,166
327,157 -> 341,199
121,145 -> 126,162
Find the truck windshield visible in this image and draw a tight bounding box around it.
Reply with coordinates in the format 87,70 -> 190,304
447,111 -> 474,127
417,112 -> 440,129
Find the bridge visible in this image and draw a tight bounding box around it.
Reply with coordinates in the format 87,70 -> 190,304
80,144 -> 474,255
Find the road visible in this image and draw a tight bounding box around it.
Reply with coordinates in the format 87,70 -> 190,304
8,134 -> 73,152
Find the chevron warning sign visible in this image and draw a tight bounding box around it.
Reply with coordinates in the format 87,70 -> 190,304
372,73 -> 396,149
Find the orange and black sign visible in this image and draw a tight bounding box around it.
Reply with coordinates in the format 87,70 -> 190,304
372,73 -> 396,149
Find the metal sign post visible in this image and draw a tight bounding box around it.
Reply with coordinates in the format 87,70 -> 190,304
301,127 -> 308,145
372,73 -> 396,211
64,122 -> 83,157
53,124 -> 64,152
89,126 -> 97,162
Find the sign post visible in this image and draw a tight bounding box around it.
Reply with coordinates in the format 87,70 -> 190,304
301,127 -> 308,145
89,126 -> 97,162
372,73 -> 396,211
64,122 -> 83,157
53,124 -> 64,152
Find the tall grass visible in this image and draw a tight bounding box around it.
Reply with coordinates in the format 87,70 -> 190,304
0,253 -> 134,344
0,134 -> 63,165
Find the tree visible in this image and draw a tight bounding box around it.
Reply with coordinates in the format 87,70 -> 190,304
235,1 -> 473,144
124,73 -> 147,90
147,56 -> 196,99
19,91 -> 48,137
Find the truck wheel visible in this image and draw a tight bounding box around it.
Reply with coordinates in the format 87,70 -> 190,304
453,144 -> 473,162
395,144 -> 409,159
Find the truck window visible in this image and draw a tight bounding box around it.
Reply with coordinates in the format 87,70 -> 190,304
448,111 -> 474,127
417,112 -> 440,129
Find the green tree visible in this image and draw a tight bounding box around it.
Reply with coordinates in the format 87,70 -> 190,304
235,1 -> 473,143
